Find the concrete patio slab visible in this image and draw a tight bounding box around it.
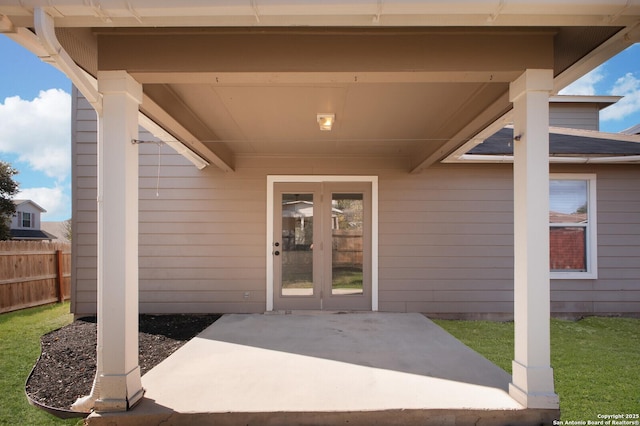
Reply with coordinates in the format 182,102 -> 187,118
87,312 -> 559,425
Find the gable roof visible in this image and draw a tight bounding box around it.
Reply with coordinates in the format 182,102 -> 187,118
13,199 -> 47,212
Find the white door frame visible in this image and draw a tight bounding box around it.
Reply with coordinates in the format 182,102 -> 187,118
266,175 -> 378,311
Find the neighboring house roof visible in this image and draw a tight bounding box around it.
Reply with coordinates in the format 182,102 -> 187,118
41,221 -> 70,244
282,201 -> 315,218
282,201 -> 342,218
13,199 -> 47,212
10,229 -> 57,240
622,124 -> 640,135
549,95 -> 622,110
549,211 -> 588,224
469,127 -> 640,157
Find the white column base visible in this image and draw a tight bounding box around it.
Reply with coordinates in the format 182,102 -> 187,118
509,383 -> 559,409
94,366 -> 144,412
509,360 -> 559,409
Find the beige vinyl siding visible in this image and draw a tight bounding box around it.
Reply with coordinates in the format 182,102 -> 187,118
378,165 -> 515,315
137,156 -> 407,314
72,90 -> 640,317
549,103 -> 600,130
71,88 -> 98,315
138,156 -> 268,314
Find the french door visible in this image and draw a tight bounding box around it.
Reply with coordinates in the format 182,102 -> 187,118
272,182 -> 372,311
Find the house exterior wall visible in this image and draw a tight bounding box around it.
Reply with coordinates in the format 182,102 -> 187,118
72,91 -> 97,315
10,202 -> 42,230
549,103 -> 600,131
72,91 -> 640,318
551,164 -> 640,316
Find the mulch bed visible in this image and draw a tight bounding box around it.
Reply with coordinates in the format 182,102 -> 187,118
25,314 -> 220,413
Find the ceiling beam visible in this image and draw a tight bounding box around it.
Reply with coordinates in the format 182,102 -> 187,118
141,90 -> 235,172
410,91 -> 512,173
97,29 -> 554,76
132,71 -> 522,85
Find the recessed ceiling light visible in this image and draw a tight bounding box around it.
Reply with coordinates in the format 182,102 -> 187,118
317,113 -> 335,131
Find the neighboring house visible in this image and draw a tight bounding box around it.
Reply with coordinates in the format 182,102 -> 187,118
3,1 -> 639,413
41,221 -> 71,244
10,200 -> 56,241
622,123 -> 640,135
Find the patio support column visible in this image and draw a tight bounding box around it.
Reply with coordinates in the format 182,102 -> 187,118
94,70 -> 144,412
508,69 -> 559,409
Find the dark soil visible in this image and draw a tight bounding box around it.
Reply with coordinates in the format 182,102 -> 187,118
25,314 -> 220,412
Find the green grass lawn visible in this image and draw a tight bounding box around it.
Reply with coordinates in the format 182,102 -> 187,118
435,317 -> 640,421
0,302 -> 81,426
332,269 -> 363,289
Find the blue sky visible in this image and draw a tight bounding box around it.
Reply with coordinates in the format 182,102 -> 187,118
1,36 -> 72,221
560,43 -> 640,132
0,36 -> 639,221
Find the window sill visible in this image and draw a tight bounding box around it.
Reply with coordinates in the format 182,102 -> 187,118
551,271 -> 597,280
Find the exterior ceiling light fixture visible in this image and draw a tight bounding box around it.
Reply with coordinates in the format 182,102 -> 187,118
317,113 -> 335,131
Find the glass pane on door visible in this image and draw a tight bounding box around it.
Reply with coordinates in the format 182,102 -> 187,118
331,193 -> 363,295
281,193 -> 314,296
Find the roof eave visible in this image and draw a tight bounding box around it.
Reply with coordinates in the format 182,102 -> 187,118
2,1 -> 640,28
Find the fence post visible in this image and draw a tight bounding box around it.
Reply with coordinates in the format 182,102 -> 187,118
56,249 -> 64,302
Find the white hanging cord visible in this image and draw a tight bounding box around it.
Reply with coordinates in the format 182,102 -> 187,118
131,139 -> 164,197
156,142 -> 162,197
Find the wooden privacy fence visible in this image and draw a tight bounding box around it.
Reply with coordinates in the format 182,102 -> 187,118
0,241 -> 71,314
282,232 -> 363,282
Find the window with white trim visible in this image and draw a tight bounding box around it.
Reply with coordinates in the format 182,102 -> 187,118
21,212 -> 33,228
550,174 -> 597,279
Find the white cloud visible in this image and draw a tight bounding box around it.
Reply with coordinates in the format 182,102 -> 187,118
0,89 -> 71,182
600,72 -> 640,122
559,66 -> 605,96
18,186 -> 70,221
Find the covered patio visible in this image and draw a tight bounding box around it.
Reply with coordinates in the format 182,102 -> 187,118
86,312 -> 557,425
2,0 -> 639,421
